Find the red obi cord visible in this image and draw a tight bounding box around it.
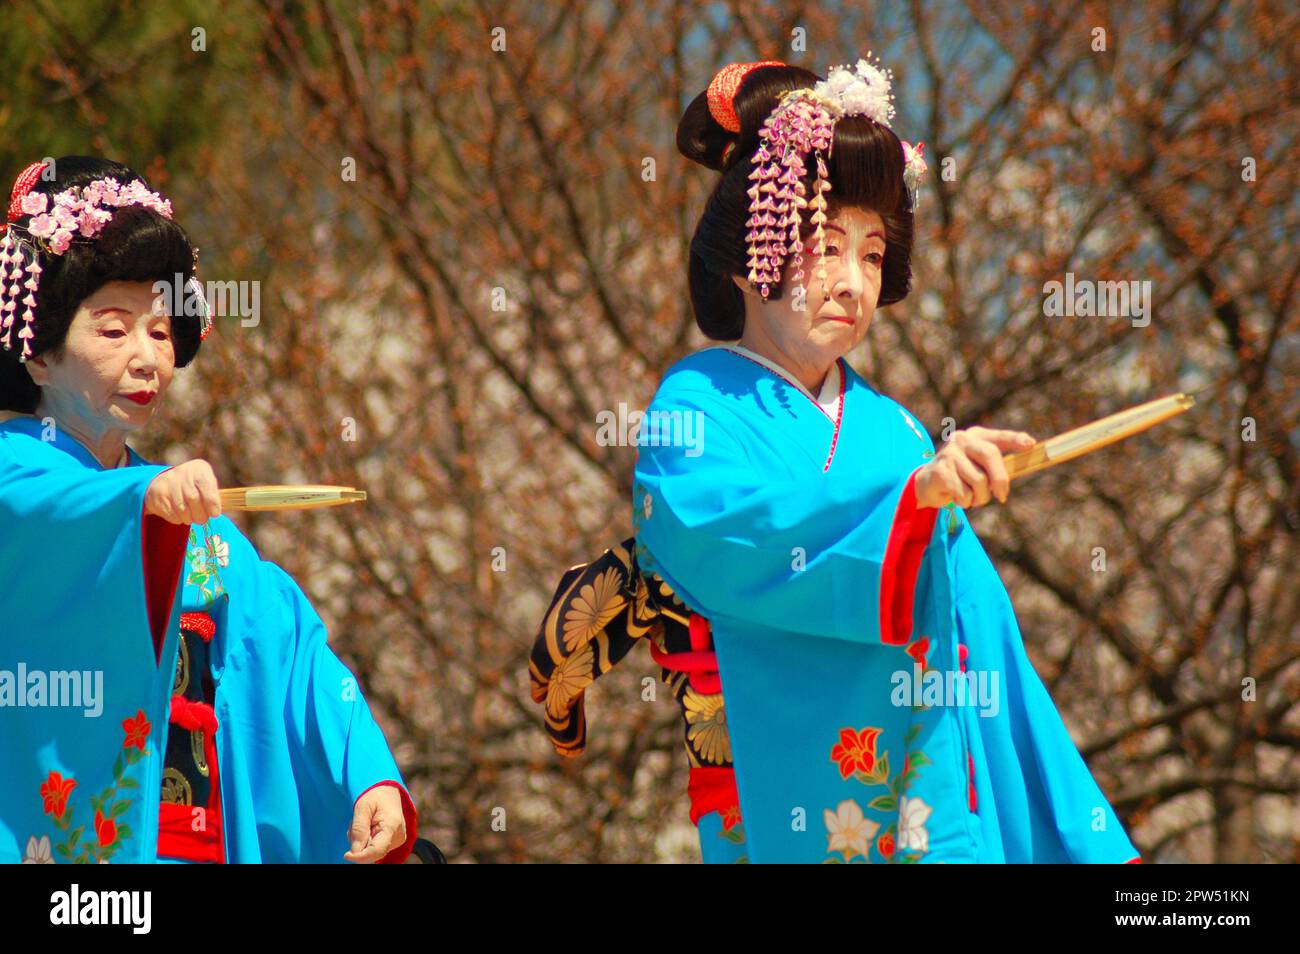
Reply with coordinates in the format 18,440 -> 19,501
156,696 -> 225,863
648,613 -> 721,694
179,611 -> 216,642
157,612 -> 226,864
688,766 -> 741,830
879,468 -> 940,645
649,615 -> 740,829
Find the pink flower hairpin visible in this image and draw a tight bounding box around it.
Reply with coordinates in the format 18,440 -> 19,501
2,173 -> 174,361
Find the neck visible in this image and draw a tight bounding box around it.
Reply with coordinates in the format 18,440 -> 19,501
737,323 -> 832,395
32,397 -> 129,469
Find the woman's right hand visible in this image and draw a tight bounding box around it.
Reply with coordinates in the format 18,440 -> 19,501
914,427 -> 1036,510
145,459 -> 223,525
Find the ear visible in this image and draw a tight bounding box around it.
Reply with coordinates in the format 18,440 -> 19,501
730,273 -> 752,295
24,354 -> 51,387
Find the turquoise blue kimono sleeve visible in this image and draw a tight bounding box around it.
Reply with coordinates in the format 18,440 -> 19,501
0,440 -> 172,627
0,426 -> 187,864
947,515 -> 1141,863
633,388 -> 929,645
211,519 -> 417,863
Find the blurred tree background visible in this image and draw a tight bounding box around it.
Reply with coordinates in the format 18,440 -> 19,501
2,0 -> 1295,862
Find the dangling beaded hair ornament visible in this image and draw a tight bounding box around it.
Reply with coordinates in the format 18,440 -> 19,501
0,160 -> 212,362
726,54 -> 929,300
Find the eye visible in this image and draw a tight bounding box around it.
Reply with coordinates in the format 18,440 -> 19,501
151,330 -> 172,341
101,329 -> 127,339
865,251 -> 884,266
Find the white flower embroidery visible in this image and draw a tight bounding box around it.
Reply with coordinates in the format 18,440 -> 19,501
22,835 -> 54,864
210,534 -> 230,568
825,799 -> 879,862
898,795 -> 932,853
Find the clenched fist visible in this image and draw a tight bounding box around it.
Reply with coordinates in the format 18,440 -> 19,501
915,427 -> 1036,510
145,459 -> 223,525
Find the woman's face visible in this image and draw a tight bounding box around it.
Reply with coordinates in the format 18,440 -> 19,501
740,205 -> 886,369
26,280 -> 175,434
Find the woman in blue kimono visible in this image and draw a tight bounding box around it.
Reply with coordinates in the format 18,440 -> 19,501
531,60 -> 1141,863
0,157 -> 417,863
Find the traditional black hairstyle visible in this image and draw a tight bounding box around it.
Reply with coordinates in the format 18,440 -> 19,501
0,156 -> 202,413
677,64 -> 915,340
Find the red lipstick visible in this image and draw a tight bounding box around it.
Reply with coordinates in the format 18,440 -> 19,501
121,392 -> 155,405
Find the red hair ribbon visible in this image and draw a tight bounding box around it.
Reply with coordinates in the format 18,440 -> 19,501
3,161 -> 49,233
706,60 -> 785,134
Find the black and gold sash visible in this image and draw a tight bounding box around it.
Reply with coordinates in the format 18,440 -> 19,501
529,537 -> 734,771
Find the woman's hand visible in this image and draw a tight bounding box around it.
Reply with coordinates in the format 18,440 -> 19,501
345,784 -> 408,863
144,459 -> 222,525
914,427 -> 1036,509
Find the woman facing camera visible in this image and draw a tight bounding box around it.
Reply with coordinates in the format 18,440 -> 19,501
0,157 -> 416,863
531,60 -> 1141,864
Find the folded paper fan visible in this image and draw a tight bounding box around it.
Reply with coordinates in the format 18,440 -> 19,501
218,485 -> 368,512
1004,393 -> 1195,481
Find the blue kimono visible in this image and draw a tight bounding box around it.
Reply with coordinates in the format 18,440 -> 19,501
0,415 -> 416,863
630,346 -> 1140,863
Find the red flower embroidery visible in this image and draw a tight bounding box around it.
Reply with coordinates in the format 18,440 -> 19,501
121,710 -> 150,751
831,727 -> 883,779
877,831 -> 895,859
905,636 -> 930,670
720,804 -> 743,832
40,771 -> 77,820
93,809 -> 118,848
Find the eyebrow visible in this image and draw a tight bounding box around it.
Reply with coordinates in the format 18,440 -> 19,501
822,224 -> 886,241
92,307 -> 168,320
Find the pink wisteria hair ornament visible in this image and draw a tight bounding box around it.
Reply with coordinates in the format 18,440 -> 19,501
0,160 -> 212,362
742,54 -> 929,299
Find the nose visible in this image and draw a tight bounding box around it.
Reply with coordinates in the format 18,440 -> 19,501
833,256 -> 864,304
129,328 -> 158,375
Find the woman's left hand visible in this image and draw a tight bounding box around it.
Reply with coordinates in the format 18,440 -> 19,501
344,785 -> 407,863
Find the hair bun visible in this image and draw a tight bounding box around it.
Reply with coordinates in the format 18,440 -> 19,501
675,90 -> 735,172
676,63 -> 820,172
